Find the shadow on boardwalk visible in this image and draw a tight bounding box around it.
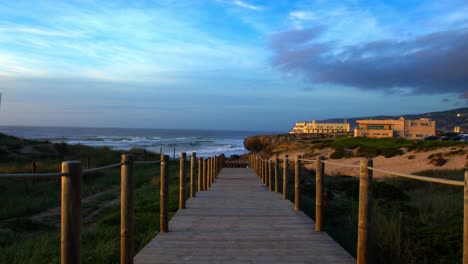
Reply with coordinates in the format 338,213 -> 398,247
135,168 -> 354,263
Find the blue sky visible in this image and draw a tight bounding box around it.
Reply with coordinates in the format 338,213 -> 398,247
0,0 -> 466,131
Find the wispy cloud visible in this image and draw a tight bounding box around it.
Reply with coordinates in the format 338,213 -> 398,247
233,0 -> 264,11
289,11 -> 316,21
0,25 -> 84,38
0,1 -> 266,83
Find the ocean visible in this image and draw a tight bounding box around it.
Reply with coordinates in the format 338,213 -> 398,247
0,126 -> 262,158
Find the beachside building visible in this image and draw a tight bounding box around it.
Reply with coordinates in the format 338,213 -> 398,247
290,120 -> 351,134
354,117 -> 436,139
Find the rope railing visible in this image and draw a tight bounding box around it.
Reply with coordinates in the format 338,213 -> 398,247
135,160 -> 161,165
0,150 -> 224,264
247,153 -> 468,264
0,171 -> 67,179
298,158 -> 317,163
369,167 -> 464,187
322,160 -> 360,169
83,162 -> 124,174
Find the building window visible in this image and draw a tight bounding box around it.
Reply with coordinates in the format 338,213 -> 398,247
416,134 -> 423,137
367,125 -> 385,130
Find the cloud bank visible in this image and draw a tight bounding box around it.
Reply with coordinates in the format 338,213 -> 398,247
269,26 -> 468,98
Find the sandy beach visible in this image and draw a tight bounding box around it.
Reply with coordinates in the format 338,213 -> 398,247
271,146 -> 467,178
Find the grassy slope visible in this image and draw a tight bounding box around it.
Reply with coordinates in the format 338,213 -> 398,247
293,168 -> 465,264
0,133 -> 187,263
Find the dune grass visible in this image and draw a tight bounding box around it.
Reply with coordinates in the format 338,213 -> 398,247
287,167 -> 465,264
0,136 -> 190,264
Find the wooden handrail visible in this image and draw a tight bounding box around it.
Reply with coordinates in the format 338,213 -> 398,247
248,153 -> 467,264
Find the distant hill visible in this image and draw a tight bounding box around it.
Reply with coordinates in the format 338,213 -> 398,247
319,107 -> 468,132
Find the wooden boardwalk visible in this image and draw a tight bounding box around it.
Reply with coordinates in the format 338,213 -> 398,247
135,168 -> 354,263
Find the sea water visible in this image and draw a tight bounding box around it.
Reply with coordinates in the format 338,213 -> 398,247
0,126 -> 261,158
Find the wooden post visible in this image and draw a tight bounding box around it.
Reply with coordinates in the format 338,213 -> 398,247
259,158 -> 263,182
259,156 -> 261,177
315,156 -> 325,232
268,160 -> 273,192
32,161 -> 37,173
203,158 -> 208,190
263,159 -> 268,186
143,149 -> 147,161
210,157 -> 214,185
86,157 -> 91,169
294,155 -> 301,212
357,158 -> 373,264
464,171 -> 468,264
121,155 -> 134,264
283,155 -> 288,200
173,148 -> 175,160
254,156 -> 257,175
61,161 -> 82,264
179,152 -> 186,209
274,156 -> 279,193
160,155 -> 169,232
198,157 -> 203,192
209,157 -> 212,184
190,152 -> 196,198
214,156 -> 217,178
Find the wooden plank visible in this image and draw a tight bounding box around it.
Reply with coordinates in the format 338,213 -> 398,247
135,168 -> 354,264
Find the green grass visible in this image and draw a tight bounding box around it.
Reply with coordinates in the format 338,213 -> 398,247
0,159 -> 187,264
290,168 -> 466,264
328,137 -> 466,159
0,133 -> 191,263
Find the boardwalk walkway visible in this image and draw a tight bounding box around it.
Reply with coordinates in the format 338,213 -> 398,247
135,168 -> 354,263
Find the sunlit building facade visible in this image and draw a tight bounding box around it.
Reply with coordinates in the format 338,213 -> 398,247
290,120 -> 350,134
354,117 -> 436,139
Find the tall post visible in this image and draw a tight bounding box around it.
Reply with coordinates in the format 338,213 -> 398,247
203,159 -> 208,190
260,158 -> 263,182
357,158 -> 373,264
211,157 -> 214,183
160,155 -> 169,232
214,156 -> 218,178
282,155 -> 288,200
258,156 -> 261,177
143,149 -> 147,161
209,157 -> 212,185
190,152 -> 196,198
61,161 -> 83,264
464,171 -> 468,264
294,155 -> 301,212
268,160 -> 273,192
198,157 -> 203,192
179,152 -> 186,209
32,161 -> 37,173
274,155 -> 279,193
121,155 -> 134,264
263,159 -> 267,186
254,156 -> 257,174
315,156 -> 325,232
173,148 -> 175,160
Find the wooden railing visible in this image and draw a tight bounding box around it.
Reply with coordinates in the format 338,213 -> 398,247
248,154 -> 468,264
0,152 -> 225,264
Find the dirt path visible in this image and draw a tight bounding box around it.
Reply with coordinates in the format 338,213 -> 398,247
1,186 -> 121,230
